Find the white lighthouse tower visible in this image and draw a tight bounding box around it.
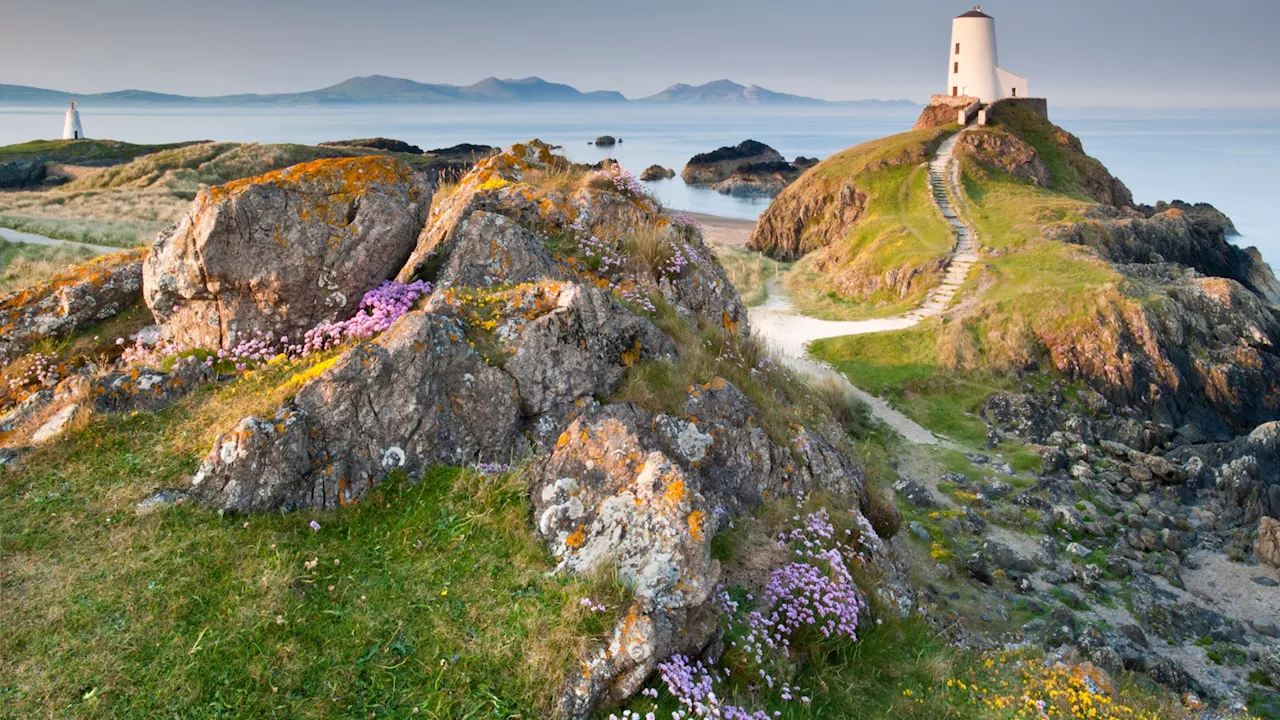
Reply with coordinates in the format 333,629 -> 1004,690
62,101 -> 85,140
946,6 -> 1027,103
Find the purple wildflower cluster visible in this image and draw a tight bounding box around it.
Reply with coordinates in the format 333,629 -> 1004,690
579,597 -> 607,613
297,279 -> 433,355
472,461 -> 510,475
660,242 -> 700,278
620,288 -> 656,313
604,163 -> 646,198
568,220 -> 630,276
732,507 -> 870,668
628,505 -> 875,717
120,280 -> 431,373
669,212 -> 699,229
6,352 -> 61,391
648,654 -> 775,720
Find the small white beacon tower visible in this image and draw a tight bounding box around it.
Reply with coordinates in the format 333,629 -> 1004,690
62,101 -> 85,140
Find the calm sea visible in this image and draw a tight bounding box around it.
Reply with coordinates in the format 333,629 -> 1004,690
1,104 -> 1276,267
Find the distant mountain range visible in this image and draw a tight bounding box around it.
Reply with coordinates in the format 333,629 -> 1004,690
0,76 -> 917,108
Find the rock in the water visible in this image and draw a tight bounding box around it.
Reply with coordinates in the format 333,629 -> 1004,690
639,164 -> 675,181
319,137 -> 423,154
593,136 -> 619,147
1257,516 -> 1280,569
711,161 -> 802,197
0,249 -> 145,365
144,156 -> 431,349
682,140 -> 784,186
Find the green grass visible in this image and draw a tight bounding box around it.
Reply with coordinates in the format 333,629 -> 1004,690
810,324 -> 1010,447
787,160 -> 956,321
0,214 -> 164,248
0,139 -> 203,167
712,245 -> 788,307
0,238 -> 97,292
0,391 -> 626,718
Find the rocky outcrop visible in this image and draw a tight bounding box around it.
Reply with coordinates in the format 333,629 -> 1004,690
682,140 -> 783,186
1257,516 -> 1280,569
593,136 -> 619,147
540,383 -> 869,717
396,142 -> 568,283
434,210 -> 566,287
167,141 -> 890,716
980,102 -> 1133,208
748,128 -> 946,261
143,156 -> 431,349
955,130 -> 1051,187
639,164 -> 675,181
1050,201 -> 1280,303
0,248 -> 145,365
1040,276 -> 1280,438
712,160 -> 805,197
319,137 -> 423,154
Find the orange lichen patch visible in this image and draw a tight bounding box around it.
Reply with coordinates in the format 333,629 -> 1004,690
564,526 -> 586,550
0,247 -> 145,329
478,176 -> 511,192
663,480 -> 687,505
686,510 -> 706,541
205,155 -> 411,204
700,378 -> 728,391
721,310 -> 740,335
620,339 -> 642,367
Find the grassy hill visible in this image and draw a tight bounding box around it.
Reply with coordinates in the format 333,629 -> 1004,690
780,102 -> 1206,447
0,141 -> 467,248
749,127 -> 957,319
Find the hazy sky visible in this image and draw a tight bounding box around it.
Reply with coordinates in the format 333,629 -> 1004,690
5,0 -> 1278,106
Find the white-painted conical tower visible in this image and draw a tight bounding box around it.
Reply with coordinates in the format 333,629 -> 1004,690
945,6 -> 1027,103
62,101 -> 84,140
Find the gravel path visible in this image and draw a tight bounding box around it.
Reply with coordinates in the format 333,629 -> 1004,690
0,226 -> 123,256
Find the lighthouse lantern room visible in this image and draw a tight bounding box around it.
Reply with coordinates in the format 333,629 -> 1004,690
947,6 -> 1028,103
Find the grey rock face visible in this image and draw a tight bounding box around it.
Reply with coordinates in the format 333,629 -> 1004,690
435,210 -> 565,287
498,283 -> 674,417
535,392 -> 887,719
0,249 -> 144,365
144,156 -> 430,349
91,356 -> 216,413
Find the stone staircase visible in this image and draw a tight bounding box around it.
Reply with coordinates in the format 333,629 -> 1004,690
907,128 -> 979,321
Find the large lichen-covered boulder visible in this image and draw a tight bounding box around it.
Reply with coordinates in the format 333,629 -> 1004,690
397,141 -> 569,283
188,408 -> 311,512
144,156 -> 431,349
188,302 -> 525,512
0,248 -> 145,364
534,382 -> 873,717
188,281 -> 676,512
